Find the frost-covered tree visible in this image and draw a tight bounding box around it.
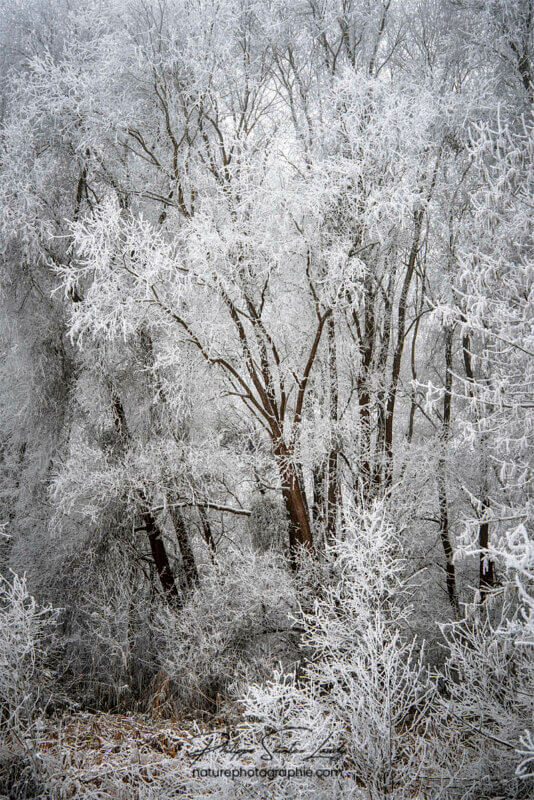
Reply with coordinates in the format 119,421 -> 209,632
239,502 -> 441,799
0,1 -> 532,796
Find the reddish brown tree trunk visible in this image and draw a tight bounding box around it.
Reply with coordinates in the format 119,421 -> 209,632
274,440 -> 313,568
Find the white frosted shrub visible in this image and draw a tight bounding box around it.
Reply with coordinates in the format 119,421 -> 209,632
76,566 -> 156,709
237,502 -> 441,800
154,547 -> 297,712
438,522 -> 534,797
0,571 -> 59,797
0,572 -> 59,732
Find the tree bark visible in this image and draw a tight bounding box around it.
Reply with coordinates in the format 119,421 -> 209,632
385,157 -> 440,487
374,264 -> 395,493
109,389 -> 181,605
437,327 -> 460,616
326,316 -> 339,544
274,439 -> 313,568
168,502 -> 198,591
198,504 -> 217,556
355,277 -> 375,501
462,332 -> 496,601
312,461 -> 326,538
478,496 -> 495,599
384,210 -> 424,480
140,498 -> 182,606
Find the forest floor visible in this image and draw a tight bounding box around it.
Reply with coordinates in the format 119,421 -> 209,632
4,709 -> 247,799
40,710 -> 205,786
4,708 -> 372,799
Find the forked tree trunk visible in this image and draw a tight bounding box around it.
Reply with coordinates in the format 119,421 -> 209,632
139,328 -> 199,595
139,494 -> 181,606
384,160 -> 440,488
384,210 -> 424,483
110,390 -> 181,605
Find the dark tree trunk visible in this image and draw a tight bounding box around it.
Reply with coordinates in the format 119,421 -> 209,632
384,210 -> 424,480
140,500 -> 181,606
479,497 -> 495,599
312,461 -> 326,538
437,327 -> 460,616
374,264 -> 395,493
407,299 -> 423,443
355,276 -> 375,502
326,316 -> 339,544
109,390 -> 181,605
168,502 -> 198,592
462,332 -> 496,601
384,159 -> 440,486
326,450 -> 339,545
198,504 -> 217,556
